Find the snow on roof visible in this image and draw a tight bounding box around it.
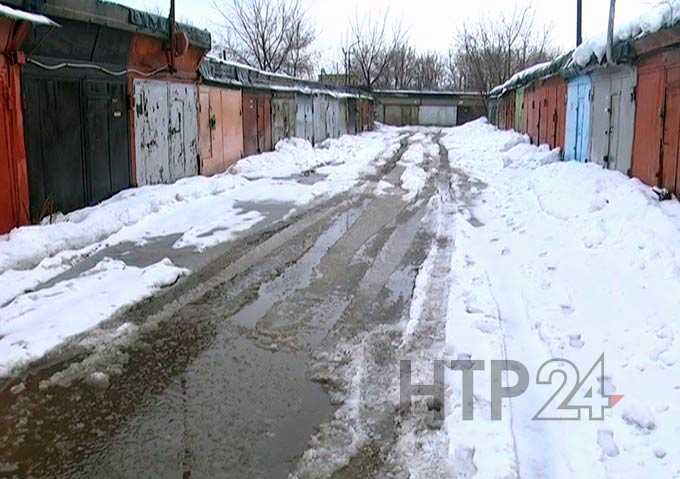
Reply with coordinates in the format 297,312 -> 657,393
489,61 -> 552,97
206,56 -> 302,82
201,56 -> 373,100
374,89 -> 484,96
491,1 -> 680,95
572,0 -> 680,67
0,4 -> 59,26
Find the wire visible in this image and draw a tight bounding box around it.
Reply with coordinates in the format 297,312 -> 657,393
26,58 -> 169,78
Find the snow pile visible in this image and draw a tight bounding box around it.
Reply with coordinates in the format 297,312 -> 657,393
0,258 -> 187,376
490,61 -> 551,96
574,0 -> 680,67
441,119 -> 680,477
232,138 -> 317,178
0,173 -> 249,272
0,131 -> 399,289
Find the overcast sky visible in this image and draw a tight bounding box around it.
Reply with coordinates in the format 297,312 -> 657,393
117,0 -> 658,71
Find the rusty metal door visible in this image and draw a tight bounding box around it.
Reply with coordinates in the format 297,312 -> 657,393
219,89 -> 243,169
199,86 -> 243,175
198,85 -> 214,173
295,94 -> 314,144
257,91 -> 272,153
207,87 -> 225,175
632,63 -> 665,186
242,90 -> 258,156
0,59 -> 28,233
526,88 -> 539,143
661,67 -> 680,193
514,87 -> 525,132
0,65 -> 17,232
538,86 -> 549,145
555,79 -> 567,152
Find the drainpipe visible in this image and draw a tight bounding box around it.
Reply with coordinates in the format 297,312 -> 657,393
606,0 -> 617,66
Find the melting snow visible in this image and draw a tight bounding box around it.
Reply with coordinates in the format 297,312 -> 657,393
440,118 -> 680,477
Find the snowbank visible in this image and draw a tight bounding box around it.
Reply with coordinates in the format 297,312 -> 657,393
0,258 -> 187,376
441,119 -> 680,477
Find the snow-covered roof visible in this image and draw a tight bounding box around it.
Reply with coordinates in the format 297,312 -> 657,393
572,0 -> 680,68
0,4 -> 59,26
491,0 -> 680,96
373,89 -> 484,97
489,61 -> 552,97
200,57 -> 374,100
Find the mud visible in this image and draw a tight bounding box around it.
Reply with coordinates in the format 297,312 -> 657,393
0,130 -> 450,479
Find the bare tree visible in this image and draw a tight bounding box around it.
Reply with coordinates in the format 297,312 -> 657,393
347,11 -> 407,90
213,0 -> 317,77
382,41 -> 417,89
412,52 -> 447,90
452,5 -> 559,99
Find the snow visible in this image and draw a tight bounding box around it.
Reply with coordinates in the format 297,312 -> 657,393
0,4 -> 59,26
493,2 -> 680,94
573,0 -> 680,67
203,56 -> 372,99
440,118 -> 680,477
490,61 -> 551,96
398,135 -> 439,201
0,130 -> 402,376
0,257 -> 187,376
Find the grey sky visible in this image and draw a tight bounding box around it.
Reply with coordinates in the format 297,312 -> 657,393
116,0 -> 657,70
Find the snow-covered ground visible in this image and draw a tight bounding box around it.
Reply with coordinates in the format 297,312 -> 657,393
4,118 -> 680,477
440,119 -> 680,477
0,131 -> 403,377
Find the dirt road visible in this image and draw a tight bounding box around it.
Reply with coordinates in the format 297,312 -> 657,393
0,130 -> 454,478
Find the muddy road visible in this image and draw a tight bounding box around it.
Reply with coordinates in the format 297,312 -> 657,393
0,130 -> 454,478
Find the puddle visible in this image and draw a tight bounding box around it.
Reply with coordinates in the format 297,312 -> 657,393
231,206 -> 363,328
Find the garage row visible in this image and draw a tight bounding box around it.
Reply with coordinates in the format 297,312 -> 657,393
488,23 -> 680,199
0,1 -> 374,234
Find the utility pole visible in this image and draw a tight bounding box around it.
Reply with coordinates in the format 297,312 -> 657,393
576,0 -> 583,46
606,0 -> 617,65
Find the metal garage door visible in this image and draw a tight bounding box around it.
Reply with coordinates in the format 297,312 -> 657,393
295,94 -> 314,144
418,105 -> 457,126
134,79 -> 198,185
23,73 -> 130,221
